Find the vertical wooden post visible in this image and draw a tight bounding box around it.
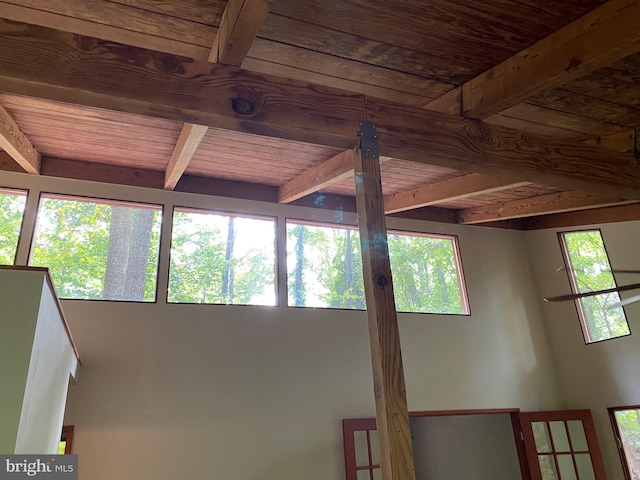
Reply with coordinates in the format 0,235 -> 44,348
354,122 -> 416,480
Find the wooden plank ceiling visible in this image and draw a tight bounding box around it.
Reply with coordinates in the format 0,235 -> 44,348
0,0 -> 639,229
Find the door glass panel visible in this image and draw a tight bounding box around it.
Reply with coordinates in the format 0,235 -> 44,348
369,430 -> 380,465
533,422 -> 553,453
539,455 -> 559,480
575,454 -> 596,480
557,454 -> 577,480
567,421 -> 588,452
550,421 -> 570,452
357,469 -> 370,480
372,468 -> 381,480
354,431 -> 369,467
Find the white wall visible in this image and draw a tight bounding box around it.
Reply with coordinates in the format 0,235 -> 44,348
60,222 -> 560,480
410,414 -> 522,480
15,276 -> 79,453
526,221 -> 640,479
0,170 -> 562,479
0,269 -> 43,453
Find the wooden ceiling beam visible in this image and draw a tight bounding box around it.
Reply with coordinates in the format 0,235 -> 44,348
278,149 -> 353,203
278,150 -> 391,204
526,202 -> 640,230
164,123 -> 209,190
457,191 -> 635,225
425,0 -> 640,118
209,0 -> 270,66
0,103 -> 40,174
2,22 -> 640,200
383,173 -> 529,214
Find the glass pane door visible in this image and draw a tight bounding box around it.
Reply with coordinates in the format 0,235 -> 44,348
343,419 -> 381,480
521,411 -> 606,480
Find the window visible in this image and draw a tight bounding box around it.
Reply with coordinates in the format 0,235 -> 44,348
0,188 -> 27,265
286,220 -> 469,314
30,194 -> 161,301
559,230 -> 630,343
609,407 -> 640,480
168,208 -> 276,305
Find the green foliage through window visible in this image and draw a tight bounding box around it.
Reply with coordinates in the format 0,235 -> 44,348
168,209 -> 276,305
0,189 -> 27,265
614,408 -> 640,480
30,195 -> 161,301
286,221 -> 469,314
561,230 -> 630,343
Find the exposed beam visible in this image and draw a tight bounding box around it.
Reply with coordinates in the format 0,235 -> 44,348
526,202 -> 640,230
0,103 -> 40,174
2,22 -> 640,200
354,128 -> 416,480
278,150 -> 391,204
164,123 -> 209,190
278,149 -> 353,203
209,0 -> 270,66
458,191 -> 634,225
425,0 -> 640,118
384,173 -> 529,214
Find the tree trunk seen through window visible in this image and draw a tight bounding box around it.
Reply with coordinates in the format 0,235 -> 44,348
103,206 -> 154,301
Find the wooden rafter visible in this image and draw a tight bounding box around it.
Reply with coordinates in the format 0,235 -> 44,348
209,0 -> 270,66
164,123 -> 209,190
278,149 -> 353,203
278,150 -> 391,204
425,0 -> 640,118
0,103 -> 40,174
457,191 -> 634,225
2,21 -> 640,200
384,173 -> 529,214
354,129 -> 416,480
526,202 -> 640,230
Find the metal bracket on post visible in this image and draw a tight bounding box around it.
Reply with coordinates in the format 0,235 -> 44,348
359,121 -> 379,160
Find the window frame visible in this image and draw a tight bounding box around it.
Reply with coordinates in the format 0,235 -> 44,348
29,192 -> 164,303
167,205 -> 278,306
0,187 -> 29,266
608,405 -> 640,480
284,218 -> 470,315
558,228 -> 631,344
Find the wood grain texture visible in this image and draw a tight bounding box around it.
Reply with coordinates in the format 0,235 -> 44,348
558,52 -> 640,108
530,88 -> 640,127
583,130 -> 635,153
188,127 -> 343,186
164,123 -> 208,189
353,144 -> 415,480
384,173 -> 529,214
0,21 -> 365,147
0,103 -> 40,173
0,94 -> 181,171
458,0 -> 640,118
458,190 -> 634,224
278,149 -> 353,203
107,0 -> 225,26
210,0 -> 270,66
435,184 -> 561,210
245,39 -> 452,103
526,202 -> 640,229
494,103 -> 629,138
0,0 -> 215,59
258,14 -> 476,83
366,97 -> 640,200
2,22 -> 640,200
